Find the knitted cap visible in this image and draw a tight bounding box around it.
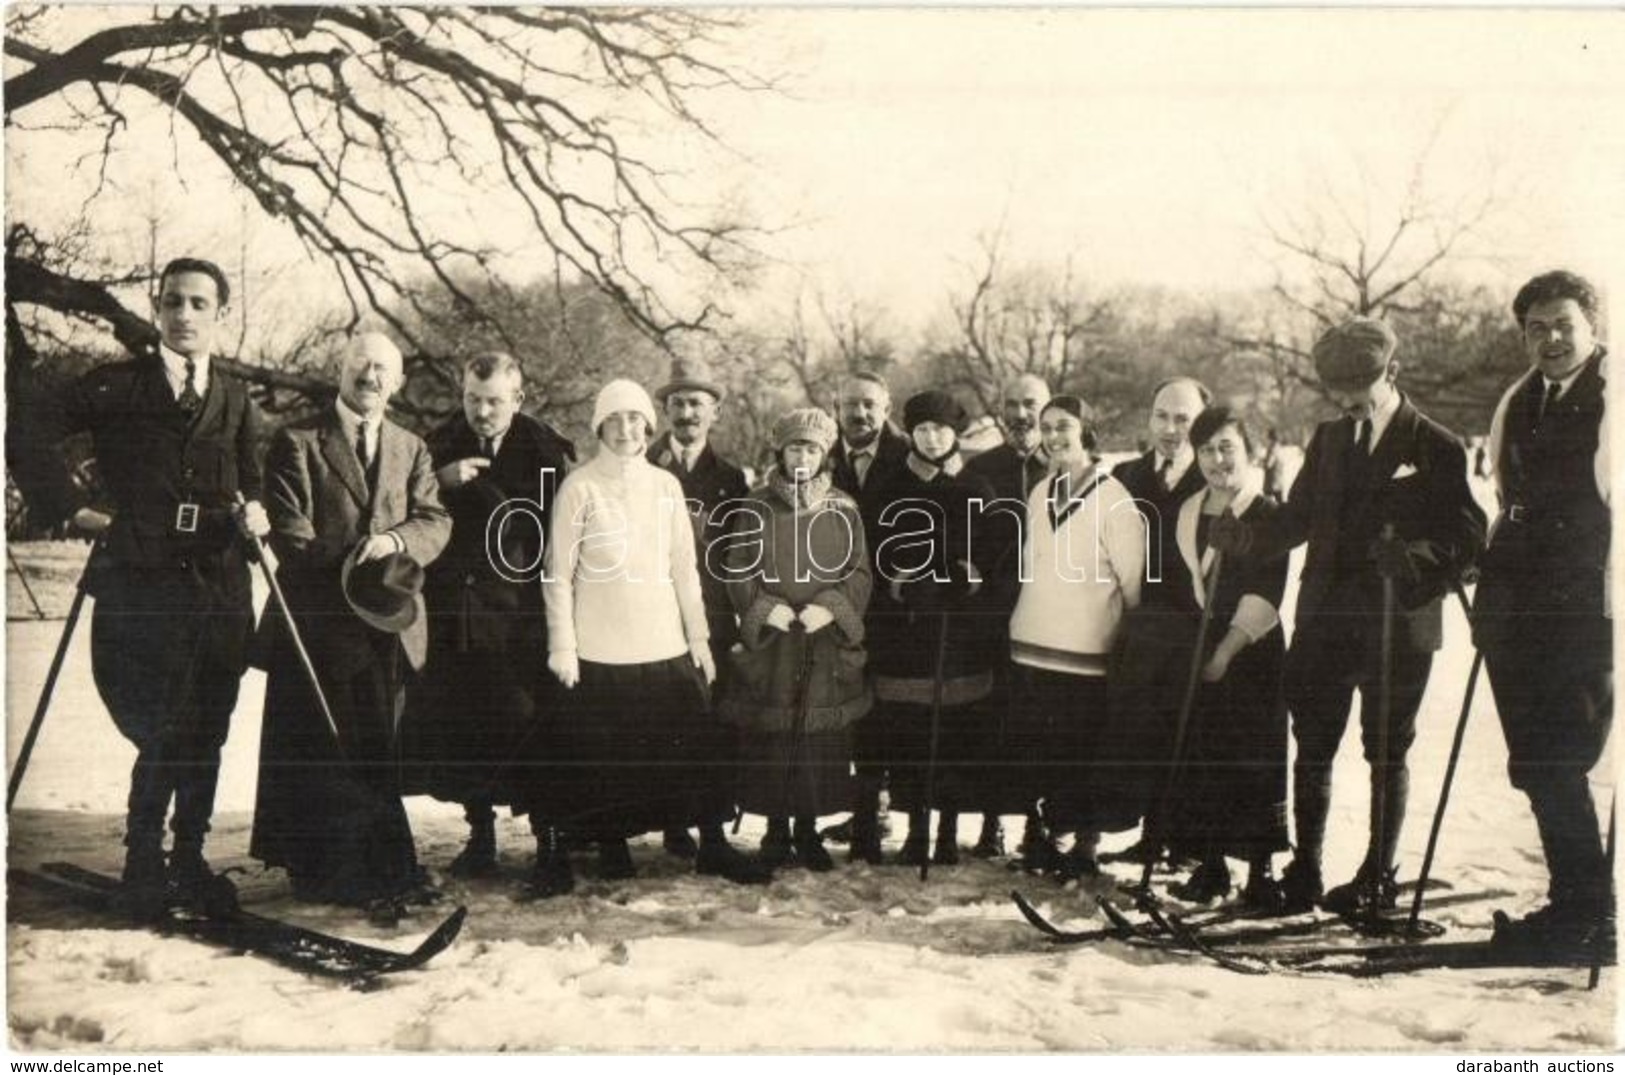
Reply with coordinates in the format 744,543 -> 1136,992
1312,318 -> 1397,390
591,378 -> 657,434
903,389 -> 969,434
772,407 -> 838,452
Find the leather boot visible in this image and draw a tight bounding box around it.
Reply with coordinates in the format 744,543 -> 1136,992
168,840 -> 239,918
696,827 -> 773,885
897,811 -> 930,867
971,814 -> 1005,859
526,827 -> 575,899
760,817 -> 794,869
449,810 -> 500,879
115,837 -> 168,920
792,817 -> 834,873
932,811 -> 961,867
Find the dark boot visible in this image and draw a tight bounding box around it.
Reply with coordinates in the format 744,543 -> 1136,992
167,840 -> 239,918
932,811 -> 961,867
597,839 -> 637,880
449,807 -> 500,879
1015,812 -> 1044,857
760,817 -> 795,870
792,817 -> 834,873
1169,857 -> 1232,903
897,811 -> 930,867
1278,855 -> 1324,914
1240,857 -> 1286,916
1018,818 -> 1060,874
1322,860 -> 1399,916
847,780 -> 885,864
1054,831 -> 1102,883
525,827 -> 575,899
696,826 -> 773,885
115,837 -> 168,920
662,826 -> 699,860
971,814 -> 1005,859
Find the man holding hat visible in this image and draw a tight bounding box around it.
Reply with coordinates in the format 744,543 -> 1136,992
1210,316 -> 1484,915
406,350 -> 575,879
645,358 -> 751,858
251,331 -> 451,921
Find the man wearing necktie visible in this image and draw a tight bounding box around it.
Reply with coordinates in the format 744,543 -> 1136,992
1476,271 -> 1612,951
1210,317 -> 1484,916
646,358 -> 751,860
252,332 -> 450,919
5,258 -> 270,917
407,350 -> 574,883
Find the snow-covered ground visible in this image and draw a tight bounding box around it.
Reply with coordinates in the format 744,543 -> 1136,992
5,529 -> 1617,1053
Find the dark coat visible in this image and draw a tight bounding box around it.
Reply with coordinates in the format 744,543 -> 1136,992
404,412 -> 573,806
648,431 -> 751,646
1249,396 -> 1485,652
6,349 -> 263,745
829,424 -> 912,569
1112,449 -> 1207,608
250,407 -> 451,902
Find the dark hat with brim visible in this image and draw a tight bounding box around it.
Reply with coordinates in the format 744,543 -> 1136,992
653,357 -> 725,404
341,549 -> 424,634
1313,317 -> 1398,390
903,389 -> 969,434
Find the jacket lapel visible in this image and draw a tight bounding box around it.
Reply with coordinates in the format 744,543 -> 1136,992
1175,491 -> 1204,603
319,412 -> 370,508
375,420 -> 408,518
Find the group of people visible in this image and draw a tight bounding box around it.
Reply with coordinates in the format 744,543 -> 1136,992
8,259 -> 1611,952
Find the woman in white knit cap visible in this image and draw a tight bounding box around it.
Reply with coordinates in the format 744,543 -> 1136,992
722,407 -> 872,871
528,378 -> 769,897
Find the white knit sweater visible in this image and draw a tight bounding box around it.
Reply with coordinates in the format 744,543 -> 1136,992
1010,465 -> 1146,676
544,449 -> 708,664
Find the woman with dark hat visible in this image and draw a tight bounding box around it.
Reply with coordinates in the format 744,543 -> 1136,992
1008,395 -> 1145,880
722,407 -> 872,871
860,389 -> 1006,866
1160,405 -> 1292,910
528,379 -> 767,896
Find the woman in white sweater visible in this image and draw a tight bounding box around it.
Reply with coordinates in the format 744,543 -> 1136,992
1008,395 -> 1146,880
529,379 -> 768,897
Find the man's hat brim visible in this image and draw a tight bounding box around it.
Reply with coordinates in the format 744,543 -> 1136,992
341,547 -> 421,634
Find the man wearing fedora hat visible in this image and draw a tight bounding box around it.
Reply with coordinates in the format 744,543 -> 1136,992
1210,317 -> 1484,916
406,351 -> 576,879
251,331 -> 451,920
647,356 -> 751,859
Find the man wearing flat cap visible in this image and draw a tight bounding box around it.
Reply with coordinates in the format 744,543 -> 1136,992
646,356 -> 751,859
1211,316 -> 1484,916
251,332 -> 450,920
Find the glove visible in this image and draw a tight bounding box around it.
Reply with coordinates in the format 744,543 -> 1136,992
234,499 -> 271,540
691,641 -> 717,685
765,603 -> 797,633
548,650 -> 580,689
800,604 -> 836,633
1207,510 -> 1253,557
71,507 -> 113,536
1370,534 -> 1422,587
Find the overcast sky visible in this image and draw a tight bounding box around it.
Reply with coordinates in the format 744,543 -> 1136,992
7,7 -> 1622,348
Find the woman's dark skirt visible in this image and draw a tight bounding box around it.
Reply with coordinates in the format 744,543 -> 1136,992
1006,665 -> 1114,833
529,655 -> 736,840
736,728 -> 853,819
855,693 -> 993,815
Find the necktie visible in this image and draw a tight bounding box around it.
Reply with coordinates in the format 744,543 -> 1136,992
481,436 -> 496,460
1355,420 -> 1372,457
1535,380 -> 1562,430
356,420 -> 371,470
1157,456 -> 1173,490
854,450 -> 873,489
178,358 -> 202,414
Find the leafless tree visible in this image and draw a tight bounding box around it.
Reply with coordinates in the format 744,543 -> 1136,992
5,5 -> 770,408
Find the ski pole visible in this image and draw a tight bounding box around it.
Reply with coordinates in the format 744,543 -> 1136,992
7,543 -> 47,620
1406,581 -> 1480,934
235,494 -> 345,758
1587,790 -> 1615,991
920,608 -> 950,884
1139,549 -> 1225,898
1364,524 -> 1398,931
7,540 -> 101,812
784,616 -> 815,841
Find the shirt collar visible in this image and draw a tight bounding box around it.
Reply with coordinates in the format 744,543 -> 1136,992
1155,445 -> 1194,479
1366,387 -> 1402,445
159,343 -> 208,390
335,397 -> 383,439
1543,360 -> 1588,401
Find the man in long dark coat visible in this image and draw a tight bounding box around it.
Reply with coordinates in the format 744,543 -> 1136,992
646,357 -> 751,858
1099,376 -> 1211,867
1476,271 -> 1612,950
6,257 -> 269,915
963,371 -> 1050,858
1212,318 -> 1485,915
408,351 -> 573,878
251,332 -> 450,919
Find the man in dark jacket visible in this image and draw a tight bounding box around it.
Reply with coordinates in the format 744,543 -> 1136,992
6,257 -> 269,916
963,372 -> 1050,858
1212,318 -> 1485,915
647,357 -> 751,859
1475,271 -> 1612,950
1102,376 -> 1213,867
409,351 -> 574,879
252,332 -> 451,921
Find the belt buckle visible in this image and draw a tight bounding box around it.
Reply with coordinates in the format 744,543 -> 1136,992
175,502 -> 199,533
1506,505 -> 1528,524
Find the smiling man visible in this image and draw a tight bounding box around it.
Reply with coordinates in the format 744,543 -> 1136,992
6,257 -> 270,918
1475,271 -> 1612,952
1209,317 -> 1485,916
